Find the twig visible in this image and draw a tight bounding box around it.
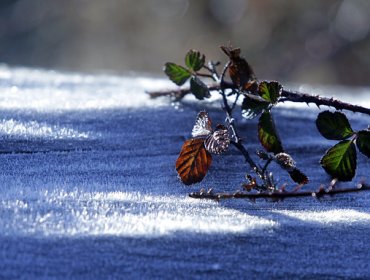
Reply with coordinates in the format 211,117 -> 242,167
280,90 -> 370,115
218,63 -> 263,177
261,158 -> 273,175
147,83 -> 220,99
189,183 -> 370,200
147,82 -> 370,116
231,141 -> 260,174
196,73 -> 214,79
204,62 -> 220,81
150,50 -> 369,200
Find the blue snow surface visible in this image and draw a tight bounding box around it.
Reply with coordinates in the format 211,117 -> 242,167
0,65 -> 369,279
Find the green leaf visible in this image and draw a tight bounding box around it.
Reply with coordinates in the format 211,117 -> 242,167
241,93 -> 270,119
258,111 -> 283,154
320,140 -> 357,181
316,111 -> 354,140
164,63 -> 191,86
258,81 -> 282,103
185,50 -> 205,72
190,76 -> 211,100
356,130 -> 370,158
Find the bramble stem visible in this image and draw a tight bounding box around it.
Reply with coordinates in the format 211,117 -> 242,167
147,83 -> 220,100
230,141 -> 261,174
280,90 -> 370,115
151,48 -> 369,201
196,73 -> 214,79
261,158 -> 273,175
218,62 -> 265,181
147,82 -> 370,116
189,183 -> 370,200
203,62 -> 220,81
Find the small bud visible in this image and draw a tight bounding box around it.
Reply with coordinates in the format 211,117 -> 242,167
274,153 -> 296,171
256,150 -> 269,160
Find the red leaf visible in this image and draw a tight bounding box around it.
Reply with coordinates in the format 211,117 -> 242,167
175,138 -> 212,185
221,46 -> 257,91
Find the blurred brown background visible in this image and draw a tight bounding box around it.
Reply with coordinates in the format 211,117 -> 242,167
0,0 -> 369,85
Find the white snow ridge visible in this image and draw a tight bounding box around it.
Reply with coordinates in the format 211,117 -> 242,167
0,119 -> 90,139
0,190 -> 277,237
0,65 -> 369,279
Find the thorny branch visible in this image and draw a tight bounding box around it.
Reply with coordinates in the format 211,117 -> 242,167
189,182 -> 370,201
280,90 -> 370,115
147,82 -> 370,116
216,62 -> 264,179
152,51 -> 369,200
215,61 -> 273,189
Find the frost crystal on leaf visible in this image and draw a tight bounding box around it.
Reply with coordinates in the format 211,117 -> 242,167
204,125 -> 230,155
275,153 -> 296,171
191,111 -> 230,154
192,111 -> 212,137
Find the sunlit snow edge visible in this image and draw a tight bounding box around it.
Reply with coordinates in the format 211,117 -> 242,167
1,190 -> 370,238
0,65 -> 369,111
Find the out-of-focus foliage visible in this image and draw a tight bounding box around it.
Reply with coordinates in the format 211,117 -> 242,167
0,0 -> 369,85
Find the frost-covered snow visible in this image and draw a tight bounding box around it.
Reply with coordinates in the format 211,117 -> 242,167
0,65 -> 369,279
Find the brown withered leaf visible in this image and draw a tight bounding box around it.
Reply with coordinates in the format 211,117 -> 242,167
221,45 -> 257,91
176,138 -> 212,185
275,153 -> 309,185
288,168 -> 309,185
